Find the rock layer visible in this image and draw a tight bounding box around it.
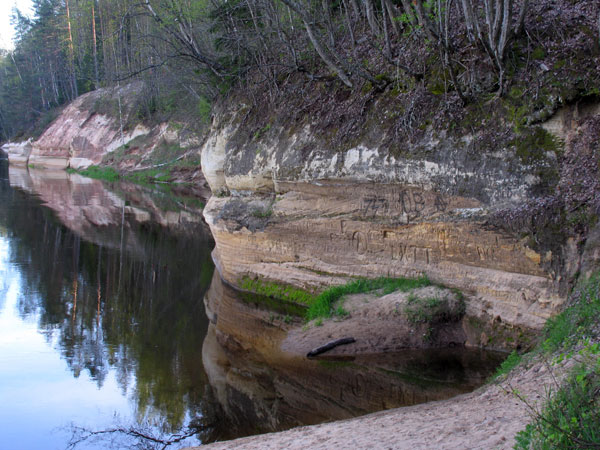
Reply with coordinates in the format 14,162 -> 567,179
2,83 -> 186,170
200,104 -> 584,348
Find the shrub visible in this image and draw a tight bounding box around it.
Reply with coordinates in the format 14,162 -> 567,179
514,348 -> 600,449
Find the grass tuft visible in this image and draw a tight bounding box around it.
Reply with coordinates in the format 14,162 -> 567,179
489,350 -> 522,381
240,277 -> 315,306
306,276 -> 431,321
68,165 -> 120,182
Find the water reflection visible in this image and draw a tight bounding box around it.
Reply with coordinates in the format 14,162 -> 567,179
202,272 -> 505,439
0,158 -> 214,448
0,156 -> 505,449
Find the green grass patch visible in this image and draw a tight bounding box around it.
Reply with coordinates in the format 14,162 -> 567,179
306,276 -> 431,321
68,165 -> 120,182
489,350 -> 522,381
403,291 -> 465,325
404,295 -> 441,324
540,272 -> 600,354
240,277 -> 316,306
239,275 -> 432,323
124,168 -> 173,184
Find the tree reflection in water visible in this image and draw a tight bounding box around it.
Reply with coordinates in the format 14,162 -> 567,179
0,160 -> 215,443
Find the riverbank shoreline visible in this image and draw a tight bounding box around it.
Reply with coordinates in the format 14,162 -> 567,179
189,356 -> 570,450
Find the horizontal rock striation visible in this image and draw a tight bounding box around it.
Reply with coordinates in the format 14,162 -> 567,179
199,104 -> 592,348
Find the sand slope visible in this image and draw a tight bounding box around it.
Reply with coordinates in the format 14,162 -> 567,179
193,359 -> 566,450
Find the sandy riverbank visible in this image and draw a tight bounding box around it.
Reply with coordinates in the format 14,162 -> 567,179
189,357 -> 567,450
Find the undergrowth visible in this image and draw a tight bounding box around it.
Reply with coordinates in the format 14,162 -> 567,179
514,345 -> 600,449
509,272 -> 600,449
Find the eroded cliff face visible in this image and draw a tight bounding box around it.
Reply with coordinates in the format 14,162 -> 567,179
201,101 -> 600,349
2,82 -> 191,170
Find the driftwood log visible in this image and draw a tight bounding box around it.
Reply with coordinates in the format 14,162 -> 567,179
306,337 -> 356,358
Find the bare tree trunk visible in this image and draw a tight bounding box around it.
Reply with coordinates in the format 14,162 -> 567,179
65,0 -> 78,98
460,0 -> 523,94
322,0 -> 335,48
349,0 -> 361,17
381,0 -> 391,58
92,0 -> 100,88
280,0 -> 353,87
364,0 -> 380,35
412,0 -> 438,41
515,0 -> 528,35
384,0 -> 400,35
342,0 -> 357,56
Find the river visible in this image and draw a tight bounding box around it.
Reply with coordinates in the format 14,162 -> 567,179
0,154 -> 504,449
0,156 -> 216,449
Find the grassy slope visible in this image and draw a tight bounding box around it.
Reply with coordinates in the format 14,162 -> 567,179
497,272 -> 600,449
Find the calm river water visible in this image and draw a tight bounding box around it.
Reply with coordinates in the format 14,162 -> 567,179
0,154 -> 505,450
0,155 -> 215,449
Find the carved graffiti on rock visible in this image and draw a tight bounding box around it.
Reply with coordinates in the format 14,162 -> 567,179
360,190 -> 448,223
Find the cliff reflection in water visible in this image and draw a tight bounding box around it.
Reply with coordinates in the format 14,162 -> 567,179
3,164 -> 215,436
1,161 -> 504,447
202,272 -> 505,439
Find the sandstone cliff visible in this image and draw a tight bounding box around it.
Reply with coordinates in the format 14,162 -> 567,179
1,82 -> 202,172
200,97 -> 600,350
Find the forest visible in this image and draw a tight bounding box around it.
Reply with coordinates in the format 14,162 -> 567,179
0,0 -> 598,141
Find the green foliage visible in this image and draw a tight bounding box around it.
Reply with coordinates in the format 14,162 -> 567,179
125,168 -> 172,184
251,206 -> 273,218
514,351 -> 600,449
197,96 -> 212,124
306,276 -> 431,321
513,127 -> 561,165
490,350 -> 523,380
69,165 -> 120,182
531,47 -> 546,60
511,273 -> 600,448
541,272 -> 600,354
253,123 -> 271,140
403,294 -> 441,324
334,305 -> 350,318
240,275 -> 433,323
240,277 -> 316,305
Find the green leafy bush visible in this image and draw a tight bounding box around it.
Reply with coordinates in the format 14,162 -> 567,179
515,350 -> 600,449
513,272 -> 600,449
